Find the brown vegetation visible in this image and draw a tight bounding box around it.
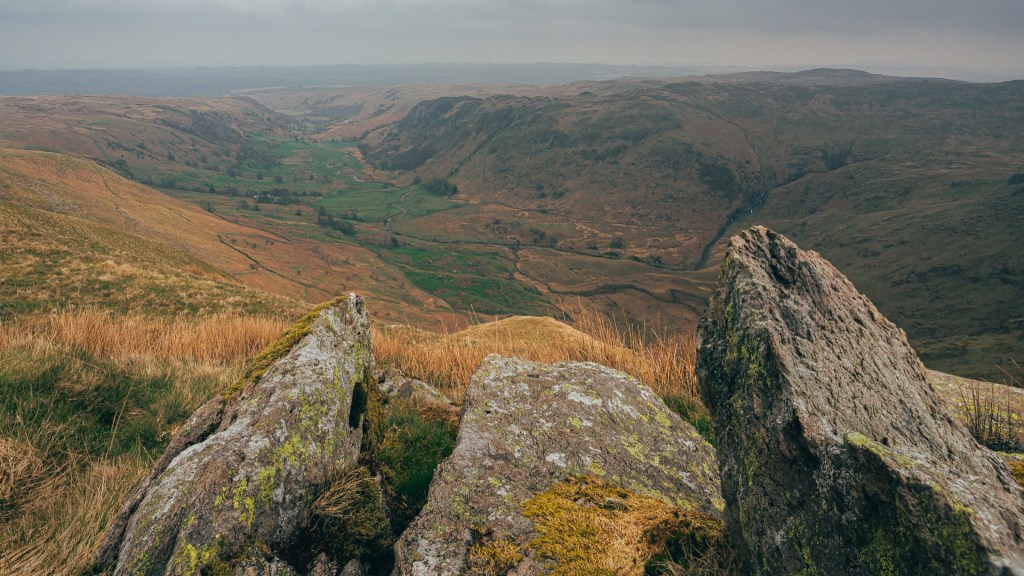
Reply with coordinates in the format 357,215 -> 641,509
3,309 -> 288,364
0,309 -> 285,575
374,312 -> 698,405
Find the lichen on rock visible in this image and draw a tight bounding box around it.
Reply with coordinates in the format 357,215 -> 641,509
91,294 -> 373,576
697,226 -> 1024,575
392,355 -> 723,575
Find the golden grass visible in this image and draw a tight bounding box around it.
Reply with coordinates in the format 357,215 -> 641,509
0,455 -> 147,576
0,438 -> 46,513
313,466 -> 375,519
0,308 -> 280,576
374,312 -> 697,405
2,309 -> 288,365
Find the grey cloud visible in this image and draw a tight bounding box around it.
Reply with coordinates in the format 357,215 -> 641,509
0,0 -> 1021,74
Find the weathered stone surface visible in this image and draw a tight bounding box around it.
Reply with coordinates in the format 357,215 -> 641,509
378,366 -> 457,417
393,354 -> 722,575
339,559 -> 366,576
231,546 -> 299,576
696,226 -> 1024,575
93,295 -> 373,576
307,553 -> 340,576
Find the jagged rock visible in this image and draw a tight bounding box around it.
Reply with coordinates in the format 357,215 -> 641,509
393,354 -> 722,575
339,559 -> 366,576
92,295 -> 373,576
696,226 -> 1024,575
307,553 -> 340,576
231,545 -> 298,576
377,366 -> 458,417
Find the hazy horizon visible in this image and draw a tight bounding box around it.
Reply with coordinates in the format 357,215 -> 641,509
1,0 -> 1022,81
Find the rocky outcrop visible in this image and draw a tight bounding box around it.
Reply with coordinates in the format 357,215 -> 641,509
93,295 -> 373,576
393,354 -> 722,575
697,226 -> 1024,574
378,366 -> 458,417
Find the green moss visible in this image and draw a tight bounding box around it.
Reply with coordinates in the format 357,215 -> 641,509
230,475 -> 256,530
173,539 -> 220,576
844,433 -> 988,575
464,539 -> 524,576
844,431 -> 916,470
225,295 -> 349,399
1006,459 -> 1024,488
788,522 -> 821,576
522,475 -> 730,576
861,527 -> 899,576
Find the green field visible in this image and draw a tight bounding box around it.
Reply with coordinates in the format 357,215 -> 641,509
382,245 -> 553,315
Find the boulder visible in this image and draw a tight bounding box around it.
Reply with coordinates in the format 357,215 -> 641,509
340,559 -> 366,576
92,295 -> 373,576
393,354 -> 722,575
697,226 -> 1024,575
377,366 -> 458,417
231,545 -> 299,576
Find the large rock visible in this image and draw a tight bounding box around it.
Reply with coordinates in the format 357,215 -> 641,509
697,226 -> 1024,575
93,295 -> 373,576
393,354 -> 722,575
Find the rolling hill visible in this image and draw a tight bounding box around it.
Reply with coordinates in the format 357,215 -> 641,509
361,71 -> 1024,380
1,71 -> 1020,380
0,148 -> 453,326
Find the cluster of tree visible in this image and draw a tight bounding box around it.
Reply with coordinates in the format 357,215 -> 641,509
421,177 -> 459,197
252,188 -> 300,205
316,206 -> 357,236
236,142 -> 281,171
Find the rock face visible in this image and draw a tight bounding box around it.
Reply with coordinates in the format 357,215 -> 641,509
93,295 -> 373,576
393,354 -> 722,575
697,226 -> 1024,575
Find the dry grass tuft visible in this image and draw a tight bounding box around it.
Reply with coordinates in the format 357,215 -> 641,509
3,310 -> 288,365
0,439 -> 46,513
956,367 -> 1024,452
374,312 -> 697,406
312,465 -> 392,562
0,455 -> 146,576
313,466 -> 376,518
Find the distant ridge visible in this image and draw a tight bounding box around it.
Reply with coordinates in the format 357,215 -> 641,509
0,63 -> 701,97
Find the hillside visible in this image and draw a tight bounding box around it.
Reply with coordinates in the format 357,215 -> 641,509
0,147 -> 464,326
361,73 -> 1024,380
244,79 -> 671,139
0,150 -> 301,318
1,74 -> 1020,379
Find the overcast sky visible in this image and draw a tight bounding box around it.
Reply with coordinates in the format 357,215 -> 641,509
1,0 -> 1022,78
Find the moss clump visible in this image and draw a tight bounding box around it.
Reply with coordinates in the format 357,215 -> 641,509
844,435 -> 987,575
226,295 -> 349,399
465,539 -> 524,576
174,538 -> 221,576
1005,458 -> 1024,488
521,476 -> 731,576
844,431 -> 916,470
